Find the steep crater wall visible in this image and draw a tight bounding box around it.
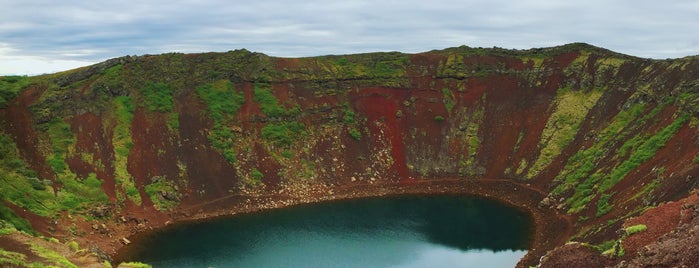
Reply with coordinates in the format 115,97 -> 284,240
1,43 -> 698,267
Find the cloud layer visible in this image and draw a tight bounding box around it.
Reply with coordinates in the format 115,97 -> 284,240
2,0 -> 698,75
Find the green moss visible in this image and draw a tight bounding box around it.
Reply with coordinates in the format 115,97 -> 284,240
553,102 -> 648,209
442,88 -> 456,114
57,173 -> 109,211
250,168 -> 264,186
528,87 -> 603,178
141,82 -> 174,113
596,192 -> 614,217
342,102 -> 356,124
599,114 -> 690,193
45,119 -> 76,174
196,80 -> 245,164
30,243 -> 77,268
348,128 -> 361,140
625,224 -> 647,235
118,262 -> 153,268
197,80 -> 245,123
458,104 -> 485,177
144,176 -> 179,211
262,122 -> 306,147
254,82 -> 286,117
0,75 -> 30,108
0,247 -> 27,266
0,204 -> 35,235
0,132 -> 58,217
110,96 -> 141,205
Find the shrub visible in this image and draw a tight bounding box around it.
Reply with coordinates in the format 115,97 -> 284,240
434,115 -> 445,122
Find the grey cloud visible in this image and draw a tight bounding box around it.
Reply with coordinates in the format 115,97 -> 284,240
1,0 -> 698,74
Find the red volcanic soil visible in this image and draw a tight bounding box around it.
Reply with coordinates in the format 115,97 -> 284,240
620,191 -> 699,265
354,88 -> 411,180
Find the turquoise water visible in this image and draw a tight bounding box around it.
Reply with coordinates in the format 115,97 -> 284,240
118,195 -> 532,267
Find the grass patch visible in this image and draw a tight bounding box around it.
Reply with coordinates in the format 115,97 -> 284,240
45,119 -> 76,174
144,176 -> 179,211
599,114 -> 690,193
118,262 -> 153,268
141,82 -> 174,113
110,96 -> 141,205
0,132 -> 58,217
0,204 -> 35,234
625,224 -> 647,235
262,122 -> 306,147
528,87 -> 603,178
0,75 -> 30,108
434,115 -> 445,122
249,168 -> 264,186
596,193 -> 614,217
0,248 -> 27,266
30,243 -> 77,268
348,128 -> 361,140
552,102 -> 647,211
442,88 -> 456,114
254,82 -> 286,118
196,80 -> 245,164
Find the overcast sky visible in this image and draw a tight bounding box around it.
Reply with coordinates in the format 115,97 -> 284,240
1,0 -> 698,75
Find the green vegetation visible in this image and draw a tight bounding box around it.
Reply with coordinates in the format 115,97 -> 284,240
66,240 -> 79,252
596,193 -> 614,217
458,104 -> 485,177
552,102 -> 647,213
57,173 -> 109,211
118,262 -> 153,268
31,243 -> 77,268
442,88 -> 456,114
196,80 -> 245,163
348,128 -> 362,141
38,118 -> 111,213
0,132 -> 58,217
253,82 -> 306,147
625,224 -> 647,235
262,122 -> 306,147
343,102 -> 356,124
254,82 -> 287,118
555,98 -> 689,215
0,204 -> 34,234
141,82 -> 174,113
197,80 -> 245,123
45,119 -> 76,174
528,87 -> 603,178
144,176 -> 179,211
599,114 -> 690,193
0,75 -> 30,107
110,96 -> 141,205
250,168 -> 264,186
0,248 -> 28,266
434,115 -> 445,122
